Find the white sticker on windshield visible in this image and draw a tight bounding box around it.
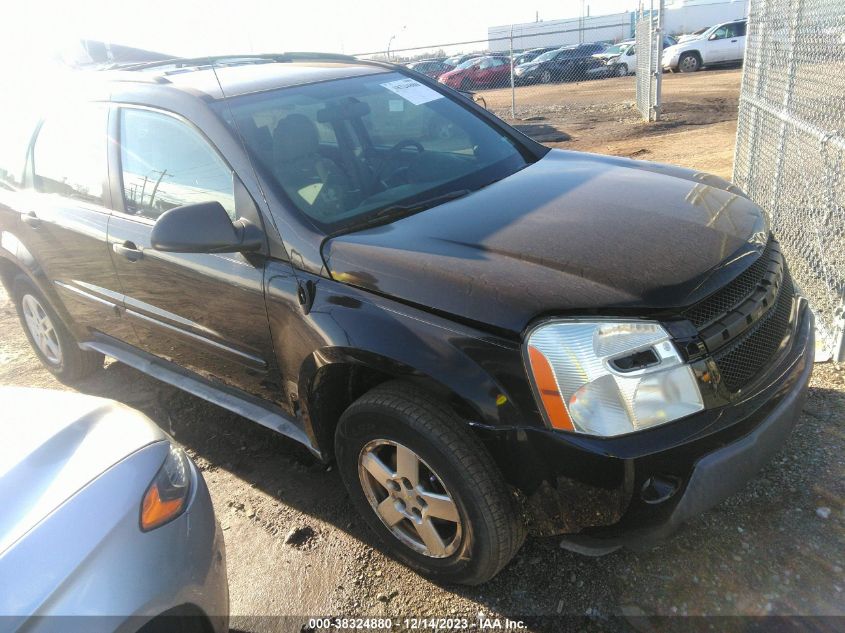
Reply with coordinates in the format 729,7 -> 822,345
380,78 -> 444,106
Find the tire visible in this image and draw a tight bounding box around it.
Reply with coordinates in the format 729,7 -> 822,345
540,69 -> 552,83
678,52 -> 701,73
335,381 -> 525,585
13,275 -> 103,382
616,63 -> 628,77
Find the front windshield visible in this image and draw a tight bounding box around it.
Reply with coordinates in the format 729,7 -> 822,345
216,72 -> 530,232
603,44 -> 629,55
454,58 -> 480,70
532,49 -> 561,63
700,25 -> 718,38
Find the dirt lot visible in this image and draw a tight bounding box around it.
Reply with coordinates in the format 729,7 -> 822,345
479,67 -> 742,180
2,67 -> 844,632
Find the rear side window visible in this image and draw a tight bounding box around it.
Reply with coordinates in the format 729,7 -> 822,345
119,108 -> 236,221
32,104 -> 108,204
0,108 -> 37,191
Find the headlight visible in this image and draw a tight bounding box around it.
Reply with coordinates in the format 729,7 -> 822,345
515,67 -> 525,75
140,444 -> 192,531
525,320 -> 703,437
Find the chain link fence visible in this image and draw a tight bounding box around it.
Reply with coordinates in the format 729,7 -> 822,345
733,0 -> 845,361
635,2 -> 665,121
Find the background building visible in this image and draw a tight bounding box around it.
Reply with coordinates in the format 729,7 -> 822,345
488,0 -> 750,51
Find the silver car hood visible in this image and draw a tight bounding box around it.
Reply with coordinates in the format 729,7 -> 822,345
0,388 -> 167,555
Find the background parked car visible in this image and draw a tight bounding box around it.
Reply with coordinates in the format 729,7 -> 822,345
438,55 -> 511,89
441,53 -> 477,68
512,47 -> 559,68
0,387 -> 228,632
663,19 -> 747,72
514,43 -> 608,84
593,40 -> 637,76
406,59 -> 453,79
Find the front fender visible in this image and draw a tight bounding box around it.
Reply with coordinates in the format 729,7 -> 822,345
264,264 -> 543,454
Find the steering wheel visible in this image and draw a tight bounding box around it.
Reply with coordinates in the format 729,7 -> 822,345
376,139 -> 425,184
389,139 -> 425,155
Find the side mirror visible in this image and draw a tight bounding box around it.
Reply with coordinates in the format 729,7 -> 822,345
709,33 -> 718,40
150,201 -> 263,254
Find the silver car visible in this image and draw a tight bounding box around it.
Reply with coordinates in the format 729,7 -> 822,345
0,387 -> 228,633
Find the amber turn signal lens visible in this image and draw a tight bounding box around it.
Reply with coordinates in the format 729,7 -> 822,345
527,345 -> 574,431
140,445 -> 191,531
141,483 -> 186,531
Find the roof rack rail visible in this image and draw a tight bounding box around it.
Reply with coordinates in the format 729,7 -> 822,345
105,52 -> 359,74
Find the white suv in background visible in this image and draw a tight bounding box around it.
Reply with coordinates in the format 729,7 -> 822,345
663,19 -> 747,72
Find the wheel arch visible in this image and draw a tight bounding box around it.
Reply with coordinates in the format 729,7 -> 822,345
681,49 -> 703,64
298,348 -> 484,461
0,245 -> 78,334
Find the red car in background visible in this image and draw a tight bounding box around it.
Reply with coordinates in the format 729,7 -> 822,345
438,56 -> 510,90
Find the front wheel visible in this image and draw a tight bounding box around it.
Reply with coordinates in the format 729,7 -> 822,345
540,69 -> 552,83
335,381 -> 525,585
678,52 -> 701,73
616,63 -> 628,77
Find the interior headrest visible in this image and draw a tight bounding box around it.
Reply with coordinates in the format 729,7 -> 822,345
273,114 -> 319,163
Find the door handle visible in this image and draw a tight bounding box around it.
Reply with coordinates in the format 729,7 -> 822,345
21,212 -> 42,228
731,39 -> 738,42
113,241 -> 143,262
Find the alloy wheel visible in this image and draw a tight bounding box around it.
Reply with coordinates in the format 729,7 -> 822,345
21,294 -> 62,365
680,55 -> 699,72
358,439 -> 462,558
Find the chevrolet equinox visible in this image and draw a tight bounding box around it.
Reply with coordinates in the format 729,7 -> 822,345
0,53 -> 814,584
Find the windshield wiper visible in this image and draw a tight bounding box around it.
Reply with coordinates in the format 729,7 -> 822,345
335,189 -> 472,234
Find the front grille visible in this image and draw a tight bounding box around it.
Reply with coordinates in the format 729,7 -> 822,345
683,239 -> 777,328
681,237 -> 796,392
712,272 -> 794,392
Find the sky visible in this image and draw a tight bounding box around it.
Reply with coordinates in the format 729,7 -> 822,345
1,0 -> 646,66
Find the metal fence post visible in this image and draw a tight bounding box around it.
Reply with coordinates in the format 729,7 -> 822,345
653,0 -> 665,121
510,26 -> 515,120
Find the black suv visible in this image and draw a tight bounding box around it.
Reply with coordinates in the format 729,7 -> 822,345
514,43 -> 608,84
0,53 -> 813,585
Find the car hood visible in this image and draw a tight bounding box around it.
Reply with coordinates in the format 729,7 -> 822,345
665,42 -> 696,55
0,388 -> 167,555
323,149 -> 768,335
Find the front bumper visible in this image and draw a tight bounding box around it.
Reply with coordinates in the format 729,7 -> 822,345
479,299 -> 814,547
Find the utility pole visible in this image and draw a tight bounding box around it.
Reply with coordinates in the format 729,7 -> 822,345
580,0 -> 585,43
148,169 -> 169,213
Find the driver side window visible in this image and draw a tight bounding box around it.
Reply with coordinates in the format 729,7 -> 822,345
712,25 -> 730,40
119,109 -> 237,221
